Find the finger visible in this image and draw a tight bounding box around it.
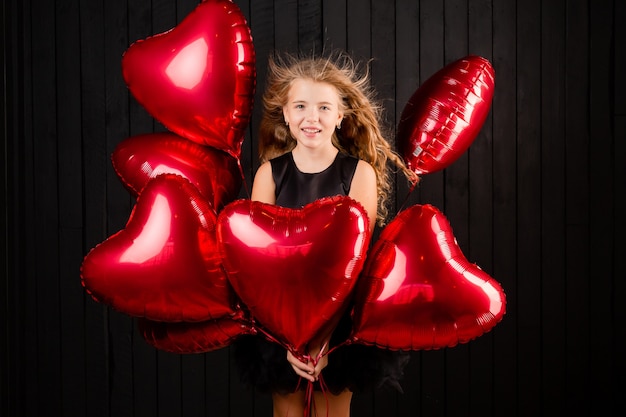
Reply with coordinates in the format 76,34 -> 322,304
287,353 -> 314,372
313,356 -> 328,378
291,364 -> 316,382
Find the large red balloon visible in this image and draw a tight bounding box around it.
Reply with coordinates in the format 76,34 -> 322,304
397,55 -> 495,175
350,204 -> 506,350
81,174 -> 238,322
138,315 -> 254,354
217,196 -> 371,358
112,132 -> 241,212
121,0 -> 256,158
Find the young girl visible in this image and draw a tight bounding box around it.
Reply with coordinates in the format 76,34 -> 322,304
233,51 -> 418,417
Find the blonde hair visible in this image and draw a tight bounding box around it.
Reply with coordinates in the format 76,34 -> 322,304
257,51 -> 418,225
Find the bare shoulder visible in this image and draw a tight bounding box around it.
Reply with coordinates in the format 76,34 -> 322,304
251,161 -> 276,204
350,160 -> 378,230
354,159 -> 376,182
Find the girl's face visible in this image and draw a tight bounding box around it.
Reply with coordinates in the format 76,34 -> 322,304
283,79 -> 343,150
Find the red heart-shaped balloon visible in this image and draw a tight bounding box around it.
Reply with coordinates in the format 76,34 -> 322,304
397,55 -> 495,175
81,174 -> 237,322
350,204 -> 506,350
217,196 -> 371,356
121,0 -> 256,158
112,132 -> 242,212
138,315 -> 254,354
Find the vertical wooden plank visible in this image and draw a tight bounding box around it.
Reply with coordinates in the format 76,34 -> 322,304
394,7 -> 423,417
540,1 -> 567,415
442,2 -> 471,416
103,0 -> 135,415
0,0 -> 7,407
4,1 -> 31,415
371,0 -> 396,137
176,0 -> 198,23
128,0 -> 157,137
587,0 -> 615,408
150,0 -> 175,134
298,0 -> 323,53
178,5 -> 211,411
371,4 -> 399,415
31,1 -> 63,416
233,1 -> 276,414
274,0 -> 298,52
491,0 -> 518,415
345,4 -> 372,415
346,0 -> 370,61
394,0 -> 420,214
158,352 -> 183,417
564,1 -> 591,414
417,2 -> 446,415
148,2 -> 184,415
56,0 -> 87,416
612,1 -> 626,413
125,2 -> 159,416
322,0 -> 347,50
80,0 -> 110,414
133,330 -> 158,417
204,348 -> 232,416
181,354 -> 207,417
516,0 -> 543,415
417,0 -> 445,211
467,1 -> 496,415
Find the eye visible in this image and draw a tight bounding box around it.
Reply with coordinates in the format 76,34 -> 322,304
320,106 -> 330,111
295,104 -> 305,109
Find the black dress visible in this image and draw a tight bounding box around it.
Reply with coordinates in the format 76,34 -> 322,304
232,151 -> 410,395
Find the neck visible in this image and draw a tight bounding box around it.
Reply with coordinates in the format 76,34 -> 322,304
291,145 -> 338,173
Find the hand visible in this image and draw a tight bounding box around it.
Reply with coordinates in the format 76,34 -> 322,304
286,344 -> 329,383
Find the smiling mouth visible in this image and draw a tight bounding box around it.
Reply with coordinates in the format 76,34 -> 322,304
302,128 -> 321,133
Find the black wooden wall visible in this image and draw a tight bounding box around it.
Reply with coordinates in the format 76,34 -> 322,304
2,0 -> 624,416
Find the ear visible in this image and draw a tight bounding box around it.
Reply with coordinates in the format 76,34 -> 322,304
337,112 -> 344,128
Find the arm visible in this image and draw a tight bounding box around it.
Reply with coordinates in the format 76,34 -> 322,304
349,160 -> 378,232
250,161 -> 276,204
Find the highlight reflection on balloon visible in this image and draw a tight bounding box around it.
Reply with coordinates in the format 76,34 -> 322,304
397,55 -> 495,175
138,315 -> 254,354
350,204 -> 506,350
111,132 -> 242,212
217,196 -> 371,357
80,174 -> 238,322
121,0 -> 256,158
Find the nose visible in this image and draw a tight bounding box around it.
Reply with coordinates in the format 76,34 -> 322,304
305,108 -> 319,122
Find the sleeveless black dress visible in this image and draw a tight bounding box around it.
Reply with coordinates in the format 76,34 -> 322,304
232,152 -> 410,395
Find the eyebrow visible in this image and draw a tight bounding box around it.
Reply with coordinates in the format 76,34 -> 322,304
291,100 -> 335,106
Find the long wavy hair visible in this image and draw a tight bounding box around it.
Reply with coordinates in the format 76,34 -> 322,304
257,51 -> 418,225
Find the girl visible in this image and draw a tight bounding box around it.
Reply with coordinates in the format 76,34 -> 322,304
234,51 -> 418,417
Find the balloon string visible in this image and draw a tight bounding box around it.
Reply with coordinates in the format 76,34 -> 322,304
397,181 -> 418,214
304,380 -> 314,417
236,157 -> 251,199
304,341 -> 331,417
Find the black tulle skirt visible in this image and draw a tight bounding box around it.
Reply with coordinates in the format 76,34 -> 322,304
232,312 -> 410,395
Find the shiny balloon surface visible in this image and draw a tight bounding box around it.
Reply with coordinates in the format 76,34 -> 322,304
122,0 -> 255,158
397,55 -> 495,175
112,132 -> 241,212
217,196 -> 371,356
138,315 -> 253,354
351,204 -> 506,350
81,174 -> 238,322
